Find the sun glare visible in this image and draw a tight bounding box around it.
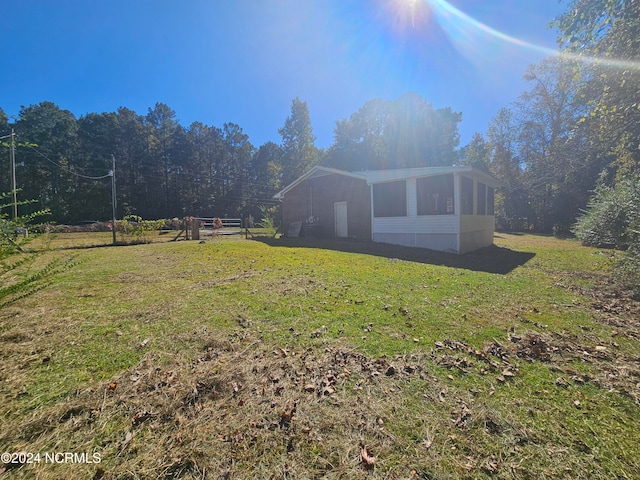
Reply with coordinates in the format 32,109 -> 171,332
385,0 -> 433,33
424,0 -> 640,71
379,0 -> 638,71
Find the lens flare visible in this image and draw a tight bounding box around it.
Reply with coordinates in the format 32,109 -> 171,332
424,0 -> 639,71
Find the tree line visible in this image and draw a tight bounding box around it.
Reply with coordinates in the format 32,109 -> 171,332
0,98 -> 323,224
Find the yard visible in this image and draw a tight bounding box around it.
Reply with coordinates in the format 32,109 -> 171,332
0,233 -> 638,479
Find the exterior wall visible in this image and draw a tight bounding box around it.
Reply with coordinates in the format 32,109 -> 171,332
282,173 -> 371,240
281,180 -> 310,234
372,215 -> 460,252
459,214 -> 495,253
373,232 -> 459,253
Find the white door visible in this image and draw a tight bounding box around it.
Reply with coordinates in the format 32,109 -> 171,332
334,202 -> 348,238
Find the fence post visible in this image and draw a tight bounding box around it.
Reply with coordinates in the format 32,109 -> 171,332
191,219 -> 200,240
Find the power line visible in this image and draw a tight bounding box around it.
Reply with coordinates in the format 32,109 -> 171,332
17,137 -> 112,180
16,139 -> 275,188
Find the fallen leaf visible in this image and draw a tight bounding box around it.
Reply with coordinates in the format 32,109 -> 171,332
360,443 -> 376,468
120,430 -> 134,450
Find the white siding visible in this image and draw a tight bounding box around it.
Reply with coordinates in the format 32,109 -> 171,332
374,232 -> 459,253
373,215 -> 459,234
372,215 -> 461,253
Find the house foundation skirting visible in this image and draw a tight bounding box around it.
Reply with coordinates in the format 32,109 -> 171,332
373,232 -> 459,254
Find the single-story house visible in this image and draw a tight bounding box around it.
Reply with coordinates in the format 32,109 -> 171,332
273,165 -> 500,254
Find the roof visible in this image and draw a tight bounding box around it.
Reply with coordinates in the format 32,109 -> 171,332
273,166 -> 366,199
273,165 -> 500,200
361,166 -> 500,187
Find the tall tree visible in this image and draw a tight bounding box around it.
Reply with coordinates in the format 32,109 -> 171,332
324,94 -> 461,171
145,103 -> 181,218
14,102 -> 78,221
182,121 -> 221,215
278,97 -> 320,186
217,122 -> 254,215
515,58 -> 587,232
325,98 -> 389,171
251,141 -> 283,193
554,0 -> 640,177
114,107 -> 150,217
73,112 -> 119,222
459,132 -> 490,171
487,107 -> 530,230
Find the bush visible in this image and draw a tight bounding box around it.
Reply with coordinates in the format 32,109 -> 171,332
116,215 -> 165,242
617,246 -> 640,298
573,172 -> 640,249
257,205 -> 278,237
573,172 -> 640,297
617,217 -> 640,298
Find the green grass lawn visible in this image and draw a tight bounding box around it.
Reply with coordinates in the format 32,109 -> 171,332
0,233 -> 638,479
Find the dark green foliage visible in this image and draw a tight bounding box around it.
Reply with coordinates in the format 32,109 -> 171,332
618,244 -> 640,298
278,97 -> 321,186
573,173 -> 639,248
573,172 -> 640,297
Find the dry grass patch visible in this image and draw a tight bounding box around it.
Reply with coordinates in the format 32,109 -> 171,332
3,324 -> 637,479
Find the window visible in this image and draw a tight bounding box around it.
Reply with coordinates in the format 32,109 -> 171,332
461,176 -> 473,214
477,182 -> 486,215
487,187 -> 495,215
373,180 -> 406,217
417,174 -> 454,215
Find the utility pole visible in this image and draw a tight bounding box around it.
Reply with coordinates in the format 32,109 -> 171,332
1,129 -> 18,219
10,129 -> 17,219
111,154 -> 117,245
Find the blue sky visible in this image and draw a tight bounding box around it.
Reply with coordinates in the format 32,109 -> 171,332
0,0 -> 566,149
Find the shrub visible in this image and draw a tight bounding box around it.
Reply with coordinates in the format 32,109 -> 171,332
573,172 -> 640,297
573,172 -> 640,249
616,218 -> 640,298
257,205 -> 278,237
116,215 -> 165,242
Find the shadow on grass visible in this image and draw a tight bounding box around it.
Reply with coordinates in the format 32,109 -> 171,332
253,237 -> 535,275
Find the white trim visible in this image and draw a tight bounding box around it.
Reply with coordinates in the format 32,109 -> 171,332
274,165 -> 500,200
